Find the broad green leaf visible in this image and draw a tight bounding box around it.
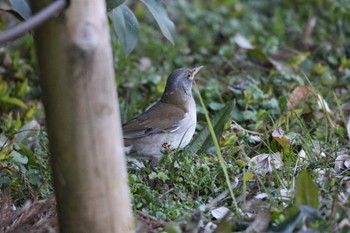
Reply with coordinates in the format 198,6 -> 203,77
0,81 -> 9,96
247,48 -> 269,62
164,222 -> 182,233
17,143 -> 37,166
148,172 -> 156,180
16,79 -> 28,98
148,171 -> 169,182
208,102 -> 225,111
0,176 -> 11,186
341,56 -> 350,68
0,154 -> 7,161
187,100 -> 237,154
111,4 -> 139,57
141,0 -> 175,45
9,0 -> 31,20
273,205 -> 319,233
285,52 -> 310,67
0,96 -> 27,108
28,170 -> 41,185
213,212 -> 233,233
105,0 -> 126,12
243,172 -> 254,182
295,170 -> 319,208
156,171 -> 169,182
10,150 -> 28,164
272,205 -> 301,233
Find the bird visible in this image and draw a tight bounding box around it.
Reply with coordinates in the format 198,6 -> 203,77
122,66 -> 203,160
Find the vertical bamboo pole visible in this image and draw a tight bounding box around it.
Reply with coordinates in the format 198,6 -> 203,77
31,1 -> 134,232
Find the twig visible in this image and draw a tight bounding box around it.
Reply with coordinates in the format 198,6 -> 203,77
0,0 -> 68,44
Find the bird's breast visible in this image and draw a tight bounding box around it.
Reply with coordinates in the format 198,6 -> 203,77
175,98 -> 197,147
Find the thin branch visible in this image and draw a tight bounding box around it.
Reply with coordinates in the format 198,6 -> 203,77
0,0 -> 68,44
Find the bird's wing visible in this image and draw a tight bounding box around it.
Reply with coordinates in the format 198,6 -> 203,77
122,101 -> 187,139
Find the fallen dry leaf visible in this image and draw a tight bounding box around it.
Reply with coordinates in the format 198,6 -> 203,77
242,193 -> 268,213
249,153 -> 283,174
336,218 -> 350,232
287,85 -> 314,110
300,17 -> 317,48
335,154 -> 350,173
341,177 -> 350,194
203,222 -> 217,233
271,128 -> 291,152
211,206 -> 231,220
233,33 -> 254,49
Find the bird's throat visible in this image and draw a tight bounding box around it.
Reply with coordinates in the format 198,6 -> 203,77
161,91 -> 194,111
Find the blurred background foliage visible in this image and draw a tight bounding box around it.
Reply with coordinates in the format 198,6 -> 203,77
0,0 -> 350,231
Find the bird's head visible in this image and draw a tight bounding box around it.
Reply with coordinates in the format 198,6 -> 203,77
161,66 -> 203,105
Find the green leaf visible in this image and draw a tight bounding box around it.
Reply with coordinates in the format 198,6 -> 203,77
105,0 -> 126,12
247,48 -> 269,62
164,222 -> 182,233
0,96 -> 27,108
295,170 -> 319,208
273,205 -> 319,233
0,176 -> 11,187
0,82 -> 9,96
10,150 -> 28,164
243,172 -> 254,182
208,102 -> 225,111
9,0 -> 31,20
187,101 -> 237,154
285,52 -> 310,67
213,211 -> 233,233
156,171 -> 169,182
148,171 -> 169,182
141,0 -> 175,45
17,143 -> 36,165
111,4 -> 139,57
272,205 -> 301,233
16,79 -> 28,97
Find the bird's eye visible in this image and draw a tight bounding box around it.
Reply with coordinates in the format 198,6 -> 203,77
187,72 -> 192,78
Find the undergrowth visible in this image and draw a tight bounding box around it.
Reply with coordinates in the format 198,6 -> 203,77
1,0 -> 350,232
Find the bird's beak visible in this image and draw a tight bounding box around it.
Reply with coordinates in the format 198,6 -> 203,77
191,66 -> 204,77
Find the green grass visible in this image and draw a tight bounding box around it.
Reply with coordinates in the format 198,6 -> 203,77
1,0 -> 350,232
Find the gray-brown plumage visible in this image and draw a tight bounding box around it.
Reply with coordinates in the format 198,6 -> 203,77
123,66 -> 203,159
